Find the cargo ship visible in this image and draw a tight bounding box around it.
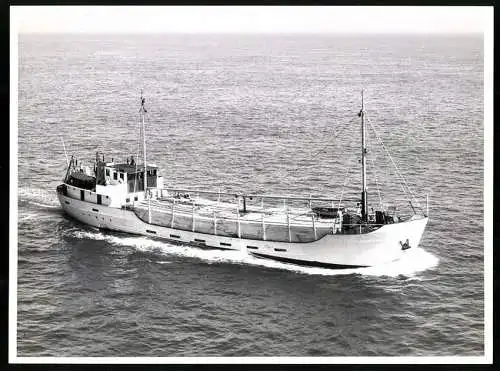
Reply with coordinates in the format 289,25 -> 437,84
56,90 -> 428,269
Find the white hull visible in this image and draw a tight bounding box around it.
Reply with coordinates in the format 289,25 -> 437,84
57,192 -> 428,268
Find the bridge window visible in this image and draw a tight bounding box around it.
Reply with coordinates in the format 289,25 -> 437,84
120,173 -> 124,180
113,172 -> 117,180
106,169 -> 110,176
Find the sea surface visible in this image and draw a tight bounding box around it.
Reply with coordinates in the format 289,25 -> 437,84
16,34 -> 484,357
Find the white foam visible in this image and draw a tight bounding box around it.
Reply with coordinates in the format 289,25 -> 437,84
71,229 -> 439,278
72,230 -> 109,241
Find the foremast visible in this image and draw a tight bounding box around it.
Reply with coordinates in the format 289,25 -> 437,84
360,89 -> 368,222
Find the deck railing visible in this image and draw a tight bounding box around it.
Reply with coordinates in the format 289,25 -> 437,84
160,187 -> 360,204
127,186 -> 418,242
132,196 -> 402,243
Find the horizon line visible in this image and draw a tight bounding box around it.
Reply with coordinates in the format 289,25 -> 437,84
18,31 -> 485,35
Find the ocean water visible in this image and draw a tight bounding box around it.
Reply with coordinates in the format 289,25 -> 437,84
16,34 -> 484,357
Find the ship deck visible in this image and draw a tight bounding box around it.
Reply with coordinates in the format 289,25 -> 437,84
135,195 -> 340,227
129,193 -> 374,243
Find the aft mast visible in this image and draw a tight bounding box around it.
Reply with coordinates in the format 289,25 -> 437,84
139,90 -> 152,223
140,90 -> 148,195
360,89 -> 368,222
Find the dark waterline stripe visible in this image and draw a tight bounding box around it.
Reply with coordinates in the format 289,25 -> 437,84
249,252 -> 369,269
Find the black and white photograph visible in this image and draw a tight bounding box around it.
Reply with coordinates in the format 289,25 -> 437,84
10,5 -> 492,363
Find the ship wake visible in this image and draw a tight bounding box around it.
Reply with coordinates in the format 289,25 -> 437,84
18,187 -> 60,209
71,229 -> 439,278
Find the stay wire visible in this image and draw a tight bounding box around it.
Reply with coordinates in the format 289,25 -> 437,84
369,156 -> 383,210
337,159 -> 356,210
307,117 -> 359,161
365,111 -> 423,211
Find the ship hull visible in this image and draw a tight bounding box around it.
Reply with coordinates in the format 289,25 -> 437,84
57,192 -> 428,268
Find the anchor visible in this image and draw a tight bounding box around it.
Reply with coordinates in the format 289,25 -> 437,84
400,239 -> 411,250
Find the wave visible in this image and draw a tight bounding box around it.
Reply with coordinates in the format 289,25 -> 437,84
18,212 -> 59,222
70,229 -> 439,278
18,187 -> 60,209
